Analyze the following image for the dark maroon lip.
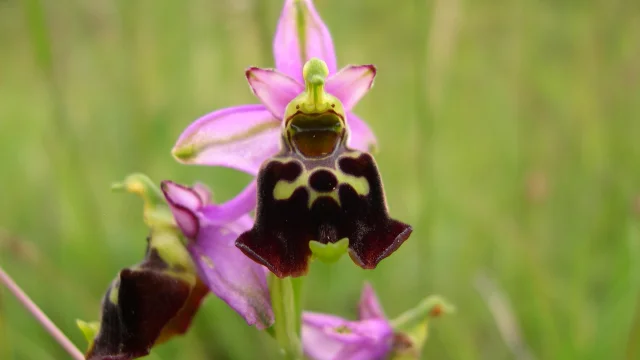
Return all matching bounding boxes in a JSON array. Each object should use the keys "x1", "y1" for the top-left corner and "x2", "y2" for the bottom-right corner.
[{"x1": 285, "y1": 109, "x2": 344, "y2": 123}]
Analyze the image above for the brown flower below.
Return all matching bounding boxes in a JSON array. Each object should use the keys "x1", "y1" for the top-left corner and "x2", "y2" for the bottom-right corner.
[{"x1": 85, "y1": 230, "x2": 208, "y2": 360}]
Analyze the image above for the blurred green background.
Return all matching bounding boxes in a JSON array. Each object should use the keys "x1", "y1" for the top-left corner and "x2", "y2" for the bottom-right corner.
[{"x1": 1, "y1": 0, "x2": 640, "y2": 359}]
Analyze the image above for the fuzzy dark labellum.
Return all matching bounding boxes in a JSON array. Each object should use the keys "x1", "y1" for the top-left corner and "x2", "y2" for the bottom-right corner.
[
  {"x1": 236, "y1": 139, "x2": 412, "y2": 277},
  {"x1": 86, "y1": 233, "x2": 207, "y2": 360}
]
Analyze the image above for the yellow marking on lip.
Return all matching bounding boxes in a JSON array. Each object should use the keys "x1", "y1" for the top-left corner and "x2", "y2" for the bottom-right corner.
[
  {"x1": 335, "y1": 171, "x2": 370, "y2": 197},
  {"x1": 272, "y1": 162, "x2": 370, "y2": 208},
  {"x1": 334, "y1": 152, "x2": 371, "y2": 196}
]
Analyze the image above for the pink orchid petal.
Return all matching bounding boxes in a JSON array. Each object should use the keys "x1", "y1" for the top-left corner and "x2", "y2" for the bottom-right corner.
[
  {"x1": 189, "y1": 216, "x2": 274, "y2": 330},
  {"x1": 164, "y1": 181, "x2": 203, "y2": 209},
  {"x1": 302, "y1": 312, "x2": 393, "y2": 360},
  {"x1": 173, "y1": 105, "x2": 281, "y2": 176},
  {"x1": 358, "y1": 283, "x2": 386, "y2": 320},
  {"x1": 200, "y1": 180, "x2": 258, "y2": 225},
  {"x1": 245, "y1": 68, "x2": 303, "y2": 119},
  {"x1": 326, "y1": 65, "x2": 377, "y2": 111},
  {"x1": 274, "y1": 0, "x2": 337, "y2": 82},
  {"x1": 162, "y1": 181, "x2": 201, "y2": 239},
  {"x1": 192, "y1": 182, "x2": 213, "y2": 205},
  {"x1": 346, "y1": 112, "x2": 378, "y2": 153},
  {"x1": 161, "y1": 181, "x2": 274, "y2": 329}
]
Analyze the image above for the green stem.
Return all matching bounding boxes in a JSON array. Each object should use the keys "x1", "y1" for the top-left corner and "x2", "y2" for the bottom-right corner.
[
  {"x1": 270, "y1": 275, "x2": 303, "y2": 360},
  {"x1": 627, "y1": 296, "x2": 640, "y2": 360}
]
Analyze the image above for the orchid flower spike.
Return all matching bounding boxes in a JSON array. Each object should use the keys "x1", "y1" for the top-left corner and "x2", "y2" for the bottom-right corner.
[{"x1": 236, "y1": 58, "x2": 412, "y2": 278}]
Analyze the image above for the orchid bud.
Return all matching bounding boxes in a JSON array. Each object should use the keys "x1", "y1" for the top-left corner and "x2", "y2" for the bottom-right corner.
[{"x1": 236, "y1": 59, "x2": 411, "y2": 278}]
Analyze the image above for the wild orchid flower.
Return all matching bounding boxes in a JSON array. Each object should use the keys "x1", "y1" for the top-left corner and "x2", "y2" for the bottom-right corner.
[
  {"x1": 303, "y1": 283, "x2": 454, "y2": 360},
  {"x1": 171, "y1": 0, "x2": 379, "y2": 246},
  {"x1": 161, "y1": 180, "x2": 274, "y2": 329},
  {"x1": 236, "y1": 58, "x2": 412, "y2": 277},
  {"x1": 171, "y1": 0, "x2": 411, "y2": 278}
]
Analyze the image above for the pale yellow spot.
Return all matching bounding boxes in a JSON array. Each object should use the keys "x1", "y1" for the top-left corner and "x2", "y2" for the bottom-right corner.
[
  {"x1": 200, "y1": 255, "x2": 215, "y2": 269},
  {"x1": 126, "y1": 181, "x2": 145, "y2": 196},
  {"x1": 334, "y1": 325, "x2": 352, "y2": 334},
  {"x1": 273, "y1": 173, "x2": 308, "y2": 200},
  {"x1": 333, "y1": 152, "x2": 372, "y2": 196},
  {"x1": 335, "y1": 171, "x2": 370, "y2": 197}
]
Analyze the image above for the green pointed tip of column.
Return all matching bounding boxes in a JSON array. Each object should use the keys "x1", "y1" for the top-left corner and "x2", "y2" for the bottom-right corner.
[
  {"x1": 284, "y1": 58, "x2": 346, "y2": 121},
  {"x1": 303, "y1": 58, "x2": 329, "y2": 86},
  {"x1": 309, "y1": 238, "x2": 349, "y2": 264},
  {"x1": 172, "y1": 145, "x2": 196, "y2": 162},
  {"x1": 76, "y1": 319, "x2": 99, "y2": 346},
  {"x1": 303, "y1": 58, "x2": 329, "y2": 105}
]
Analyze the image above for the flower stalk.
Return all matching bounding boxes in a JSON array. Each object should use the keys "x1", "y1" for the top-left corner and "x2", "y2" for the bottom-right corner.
[
  {"x1": 0, "y1": 266, "x2": 84, "y2": 360},
  {"x1": 270, "y1": 275, "x2": 303, "y2": 359}
]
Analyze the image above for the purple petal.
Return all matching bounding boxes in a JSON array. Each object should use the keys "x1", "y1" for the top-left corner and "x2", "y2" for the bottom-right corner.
[
  {"x1": 164, "y1": 181, "x2": 203, "y2": 209},
  {"x1": 200, "y1": 180, "x2": 258, "y2": 225},
  {"x1": 245, "y1": 68, "x2": 303, "y2": 119},
  {"x1": 192, "y1": 182, "x2": 212, "y2": 205},
  {"x1": 173, "y1": 105, "x2": 281, "y2": 176},
  {"x1": 161, "y1": 181, "x2": 274, "y2": 329},
  {"x1": 189, "y1": 217, "x2": 273, "y2": 329},
  {"x1": 326, "y1": 65, "x2": 376, "y2": 111},
  {"x1": 302, "y1": 313, "x2": 393, "y2": 360},
  {"x1": 346, "y1": 112, "x2": 377, "y2": 153},
  {"x1": 358, "y1": 283, "x2": 386, "y2": 320},
  {"x1": 162, "y1": 181, "x2": 201, "y2": 239},
  {"x1": 274, "y1": 0, "x2": 337, "y2": 82}
]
